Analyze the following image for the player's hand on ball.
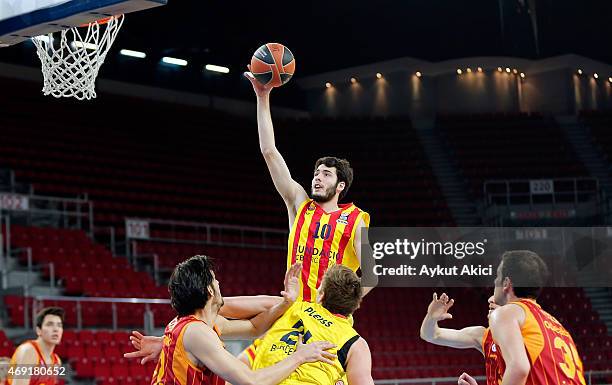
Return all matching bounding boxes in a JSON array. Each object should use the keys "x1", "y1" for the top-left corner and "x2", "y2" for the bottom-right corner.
[
  {"x1": 244, "y1": 66, "x2": 273, "y2": 97},
  {"x1": 295, "y1": 334, "x2": 337, "y2": 365},
  {"x1": 123, "y1": 331, "x2": 164, "y2": 365},
  {"x1": 458, "y1": 372, "x2": 478, "y2": 385},
  {"x1": 281, "y1": 262, "x2": 302, "y2": 303},
  {"x1": 426, "y1": 292, "x2": 454, "y2": 321}
]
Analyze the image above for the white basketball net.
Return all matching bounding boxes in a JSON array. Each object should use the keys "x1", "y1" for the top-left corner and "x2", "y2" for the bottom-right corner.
[{"x1": 31, "y1": 15, "x2": 124, "y2": 100}]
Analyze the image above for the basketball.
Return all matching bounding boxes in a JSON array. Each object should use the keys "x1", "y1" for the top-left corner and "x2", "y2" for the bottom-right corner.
[{"x1": 250, "y1": 43, "x2": 295, "y2": 87}]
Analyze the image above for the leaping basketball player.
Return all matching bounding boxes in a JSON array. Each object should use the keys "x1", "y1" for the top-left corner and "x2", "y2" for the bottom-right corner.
[{"x1": 240, "y1": 69, "x2": 377, "y2": 304}]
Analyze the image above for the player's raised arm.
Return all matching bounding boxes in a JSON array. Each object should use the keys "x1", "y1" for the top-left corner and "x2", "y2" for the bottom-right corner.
[
  {"x1": 184, "y1": 323, "x2": 336, "y2": 385},
  {"x1": 216, "y1": 263, "x2": 302, "y2": 339},
  {"x1": 244, "y1": 70, "x2": 308, "y2": 212},
  {"x1": 489, "y1": 305, "x2": 530, "y2": 385},
  {"x1": 345, "y1": 337, "x2": 375, "y2": 385},
  {"x1": 219, "y1": 296, "x2": 283, "y2": 320},
  {"x1": 420, "y1": 293, "x2": 486, "y2": 354}
]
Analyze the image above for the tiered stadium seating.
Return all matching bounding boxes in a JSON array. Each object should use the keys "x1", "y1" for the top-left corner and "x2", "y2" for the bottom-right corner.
[
  {"x1": 357, "y1": 287, "x2": 611, "y2": 379},
  {"x1": 437, "y1": 113, "x2": 588, "y2": 198},
  {"x1": 274, "y1": 117, "x2": 453, "y2": 226},
  {"x1": 135, "y1": 241, "x2": 287, "y2": 296},
  {"x1": 582, "y1": 110, "x2": 612, "y2": 166},
  {"x1": 54, "y1": 329, "x2": 157, "y2": 384},
  {"x1": 0, "y1": 78, "x2": 451, "y2": 231},
  {"x1": 3, "y1": 225, "x2": 175, "y2": 328},
  {"x1": 0, "y1": 330, "x2": 14, "y2": 357},
  {"x1": 0, "y1": 78, "x2": 608, "y2": 382}
]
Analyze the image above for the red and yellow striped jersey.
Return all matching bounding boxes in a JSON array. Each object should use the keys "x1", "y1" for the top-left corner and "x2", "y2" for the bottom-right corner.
[
  {"x1": 244, "y1": 338, "x2": 262, "y2": 367},
  {"x1": 8, "y1": 340, "x2": 61, "y2": 385},
  {"x1": 288, "y1": 199, "x2": 370, "y2": 302},
  {"x1": 494, "y1": 299, "x2": 586, "y2": 385},
  {"x1": 151, "y1": 316, "x2": 225, "y2": 385},
  {"x1": 482, "y1": 328, "x2": 503, "y2": 385}
]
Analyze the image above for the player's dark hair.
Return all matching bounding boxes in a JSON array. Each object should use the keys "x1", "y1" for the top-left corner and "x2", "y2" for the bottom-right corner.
[
  {"x1": 314, "y1": 157, "x2": 354, "y2": 200},
  {"x1": 320, "y1": 265, "x2": 362, "y2": 316},
  {"x1": 500, "y1": 250, "x2": 549, "y2": 299},
  {"x1": 169, "y1": 255, "x2": 216, "y2": 317},
  {"x1": 35, "y1": 307, "x2": 64, "y2": 329}
]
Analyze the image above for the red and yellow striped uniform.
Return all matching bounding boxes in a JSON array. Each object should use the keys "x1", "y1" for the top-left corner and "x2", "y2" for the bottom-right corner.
[
  {"x1": 8, "y1": 340, "x2": 61, "y2": 385},
  {"x1": 482, "y1": 328, "x2": 503, "y2": 385},
  {"x1": 288, "y1": 199, "x2": 370, "y2": 302},
  {"x1": 494, "y1": 299, "x2": 586, "y2": 385},
  {"x1": 244, "y1": 339, "x2": 261, "y2": 367},
  {"x1": 151, "y1": 315, "x2": 225, "y2": 385}
]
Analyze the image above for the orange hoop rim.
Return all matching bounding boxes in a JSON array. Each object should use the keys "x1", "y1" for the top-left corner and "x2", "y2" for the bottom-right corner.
[{"x1": 79, "y1": 14, "x2": 123, "y2": 28}]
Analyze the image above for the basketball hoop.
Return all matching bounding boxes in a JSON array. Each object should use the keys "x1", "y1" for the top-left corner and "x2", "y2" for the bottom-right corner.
[{"x1": 31, "y1": 15, "x2": 125, "y2": 100}]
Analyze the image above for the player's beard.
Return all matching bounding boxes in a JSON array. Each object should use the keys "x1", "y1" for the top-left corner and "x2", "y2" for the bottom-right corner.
[{"x1": 312, "y1": 184, "x2": 337, "y2": 203}]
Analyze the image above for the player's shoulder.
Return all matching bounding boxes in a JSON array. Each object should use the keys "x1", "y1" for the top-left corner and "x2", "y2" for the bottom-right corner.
[
  {"x1": 489, "y1": 303, "x2": 525, "y2": 326},
  {"x1": 351, "y1": 337, "x2": 370, "y2": 351},
  {"x1": 183, "y1": 320, "x2": 221, "y2": 350},
  {"x1": 184, "y1": 319, "x2": 216, "y2": 335},
  {"x1": 13, "y1": 341, "x2": 37, "y2": 362},
  {"x1": 345, "y1": 337, "x2": 371, "y2": 364}
]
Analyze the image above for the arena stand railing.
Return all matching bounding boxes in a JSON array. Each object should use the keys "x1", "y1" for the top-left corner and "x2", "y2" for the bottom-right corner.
[
  {"x1": 0, "y1": 192, "x2": 94, "y2": 291},
  {"x1": 124, "y1": 217, "x2": 287, "y2": 284},
  {"x1": 481, "y1": 177, "x2": 604, "y2": 226}
]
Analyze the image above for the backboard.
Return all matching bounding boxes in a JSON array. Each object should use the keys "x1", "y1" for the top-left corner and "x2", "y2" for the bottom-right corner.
[{"x1": 0, "y1": 0, "x2": 167, "y2": 47}]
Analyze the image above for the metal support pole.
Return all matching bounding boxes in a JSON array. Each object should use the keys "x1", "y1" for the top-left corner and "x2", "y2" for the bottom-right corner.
[
  {"x1": 23, "y1": 286, "x2": 29, "y2": 329},
  {"x1": 49, "y1": 263, "x2": 55, "y2": 289},
  {"x1": 112, "y1": 303, "x2": 118, "y2": 330},
  {"x1": 88, "y1": 202, "x2": 94, "y2": 238},
  {"x1": 6, "y1": 216, "x2": 11, "y2": 259},
  {"x1": 76, "y1": 301, "x2": 82, "y2": 330},
  {"x1": 144, "y1": 304, "x2": 153, "y2": 335},
  {"x1": 153, "y1": 254, "x2": 159, "y2": 286},
  {"x1": 110, "y1": 227, "x2": 116, "y2": 256}
]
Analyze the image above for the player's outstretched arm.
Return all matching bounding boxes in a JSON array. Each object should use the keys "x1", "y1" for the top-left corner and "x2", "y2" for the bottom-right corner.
[
  {"x1": 219, "y1": 296, "x2": 284, "y2": 320},
  {"x1": 216, "y1": 263, "x2": 302, "y2": 339},
  {"x1": 244, "y1": 70, "x2": 308, "y2": 212},
  {"x1": 124, "y1": 331, "x2": 163, "y2": 364},
  {"x1": 489, "y1": 305, "x2": 530, "y2": 385},
  {"x1": 420, "y1": 293, "x2": 486, "y2": 354},
  {"x1": 345, "y1": 337, "x2": 375, "y2": 385},
  {"x1": 185, "y1": 324, "x2": 336, "y2": 385}
]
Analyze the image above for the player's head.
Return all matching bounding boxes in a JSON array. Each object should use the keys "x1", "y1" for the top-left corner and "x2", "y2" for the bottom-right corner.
[
  {"x1": 35, "y1": 307, "x2": 64, "y2": 346},
  {"x1": 316, "y1": 265, "x2": 362, "y2": 317},
  {"x1": 312, "y1": 157, "x2": 354, "y2": 203},
  {"x1": 169, "y1": 255, "x2": 224, "y2": 317},
  {"x1": 487, "y1": 295, "x2": 499, "y2": 318},
  {"x1": 493, "y1": 250, "x2": 549, "y2": 306}
]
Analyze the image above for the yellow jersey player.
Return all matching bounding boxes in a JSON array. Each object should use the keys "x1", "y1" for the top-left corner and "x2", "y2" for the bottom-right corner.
[
  {"x1": 252, "y1": 265, "x2": 374, "y2": 385},
  {"x1": 125, "y1": 258, "x2": 336, "y2": 385},
  {"x1": 243, "y1": 70, "x2": 377, "y2": 301},
  {"x1": 128, "y1": 265, "x2": 373, "y2": 385}
]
